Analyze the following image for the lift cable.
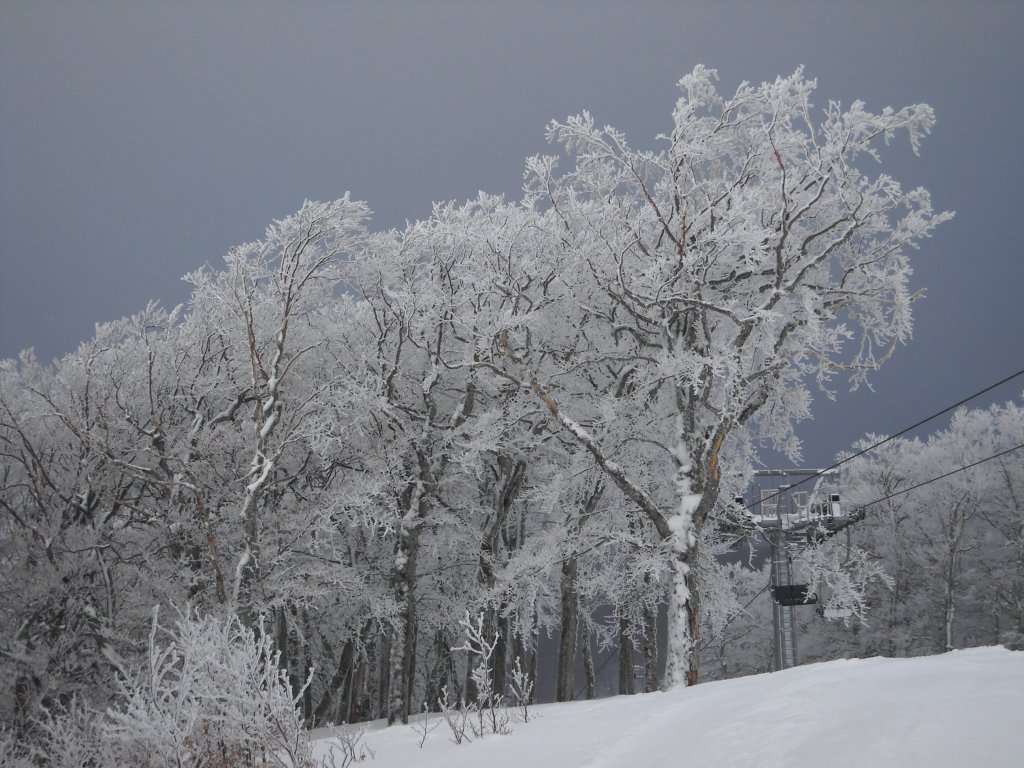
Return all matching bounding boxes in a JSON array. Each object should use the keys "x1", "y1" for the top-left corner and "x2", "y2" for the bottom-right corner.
[
  {"x1": 574, "y1": 373, "x2": 1024, "y2": 697},
  {"x1": 749, "y1": 365, "x2": 1024, "y2": 511},
  {"x1": 844, "y1": 441, "x2": 1024, "y2": 517},
  {"x1": 697, "y1": 580, "x2": 773, "y2": 655}
]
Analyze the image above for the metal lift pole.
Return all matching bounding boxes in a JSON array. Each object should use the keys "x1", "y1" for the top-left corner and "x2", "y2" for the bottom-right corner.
[
  {"x1": 770, "y1": 528, "x2": 798, "y2": 670},
  {"x1": 747, "y1": 468, "x2": 862, "y2": 672},
  {"x1": 753, "y1": 470, "x2": 822, "y2": 673}
]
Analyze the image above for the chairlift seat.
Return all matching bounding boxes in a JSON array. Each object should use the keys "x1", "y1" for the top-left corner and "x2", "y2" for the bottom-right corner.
[
  {"x1": 821, "y1": 606, "x2": 854, "y2": 620},
  {"x1": 771, "y1": 584, "x2": 817, "y2": 606}
]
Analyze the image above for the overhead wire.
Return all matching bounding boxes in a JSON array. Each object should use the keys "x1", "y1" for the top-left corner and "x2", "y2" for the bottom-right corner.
[
  {"x1": 845, "y1": 442, "x2": 1024, "y2": 516},
  {"x1": 576, "y1": 370, "x2": 1024, "y2": 699},
  {"x1": 749, "y1": 365, "x2": 1024, "y2": 510}
]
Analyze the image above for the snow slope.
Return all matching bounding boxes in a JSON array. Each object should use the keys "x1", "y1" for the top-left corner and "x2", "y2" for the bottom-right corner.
[{"x1": 311, "y1": 647, "x2": 1024, "y2": 768}]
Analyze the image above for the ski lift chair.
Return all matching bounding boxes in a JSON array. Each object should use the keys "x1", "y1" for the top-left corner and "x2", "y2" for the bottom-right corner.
[{"x1": 771, "y1": 584, "x2": 817, "y2": 606}]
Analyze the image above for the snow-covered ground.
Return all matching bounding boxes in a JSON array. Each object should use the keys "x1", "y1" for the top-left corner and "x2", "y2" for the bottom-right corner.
[{"x1": 312, "y1": 647, "x2": 1024, "y2": 768}]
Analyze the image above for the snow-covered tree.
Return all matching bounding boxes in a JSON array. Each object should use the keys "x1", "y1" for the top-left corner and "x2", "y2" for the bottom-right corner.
[
  {"x1": 433, "y1": 67, "x2": 950, "y2": 685},
  {"x1": 831, "y1": 399, "x2": 1024, "y2": 657},
  {"x1": 0, "y1": 67, "x2": 956, "y2": 744}
]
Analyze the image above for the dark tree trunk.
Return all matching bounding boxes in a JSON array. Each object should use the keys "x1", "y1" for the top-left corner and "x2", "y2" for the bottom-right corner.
[
  {"x1": 475, "y1": 454, "x2": 526, "y2": 698},
  {"x1": 313, "y1": 636, "x2": 356, "y2": 725},
  {"x1": 582, "y1": 623, "x2": 596, "y2": 700},
  {"x1": 376, "y1": 628, "x2": 391, "y2": 722},
  {"x1": 388, "y1": 531, "x2": 419, "y2": 725},
  {"x1": 555, "y1": 554, "x2": 578, "y2": 702},
  {"x1": 618, "y1": 612, "x2": 635, "y2": 695},
  {"x1": 493, "y1": 611, "x2": 509, "y2": 697},
  {"x1": 643, "y1": 598, "x2": 659, "y2": 693},
  {"x1": 424, "y1": 629, "x2": 460, "y2": 712},
  {"x1": 529, "y1": 606, "x2": 540, "y2": 704},
  {"x1": 556, "y1": 479, "x2": 604, "y2": 702}
]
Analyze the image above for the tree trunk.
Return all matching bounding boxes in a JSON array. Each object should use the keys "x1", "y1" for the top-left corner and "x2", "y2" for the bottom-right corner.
[
  {"x1": 661, "y1": 430, "x2": 715, "y2": 688},
  {"x1": 618, "y1": 612, "x2": 635, "y2": 695},
  {"x1": 555, "y1": 479, "x2": 605, "y2": 701},
  {"x1": 388, "y1": 532, "x2": 419, "y2": 725},
  {"x1": 944, "y1": 568, "x2": 957, "y2": 652},
  {"x1": 582, "y1": 623, "x2": 596, "y2": 700},
  {"x1": 555, "y1": 554, "x2": 578, "y2": 702},
  {"x1": 643, "y1": 593, "x2": 659, "y2": 692},
  {"x1": 664, "y1": 547, "x2": 699, "y2": 688},
  {"x1": 477, "y1": 454, "x2": 525, "y2": 697},
  {"x1": 529, "y1": 606, "x2": 540, "y2": 704},
  {"x1": 313, "y1": 636, "x2": 355, "y2": 725},
  {"x1": 276, "y1": 605, "x2": 290, "y2": 689},
  {"x1": 376, "y1": 627, "x2": 391, "y2": 722},
  {"x1": 493, "y1": 611, "x2": 509, "y2": 697},
  {"x1": 425, "y1": 629, "x2": 459, "y2": 713}
]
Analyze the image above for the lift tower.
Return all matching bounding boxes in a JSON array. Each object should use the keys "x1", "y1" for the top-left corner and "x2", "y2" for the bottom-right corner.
[{"x1": 747, "y1": 469, "x2": 863, "y2": 671}]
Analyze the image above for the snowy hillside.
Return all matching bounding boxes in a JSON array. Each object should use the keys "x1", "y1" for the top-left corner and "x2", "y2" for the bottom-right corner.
[{"x1": 312, "y1": 647, "x2": 1024, "y2": 768}]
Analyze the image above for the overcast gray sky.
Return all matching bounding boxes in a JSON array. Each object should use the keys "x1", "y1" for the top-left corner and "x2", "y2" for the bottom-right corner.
[{"x1": 2, "y1": 0, "x2": 1022, "y2": 466}]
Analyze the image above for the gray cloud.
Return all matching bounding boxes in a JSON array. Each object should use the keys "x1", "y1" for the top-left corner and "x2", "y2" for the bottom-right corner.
[{"x1": 2, "y1": 0, "x2": 1021, "y2": 463}]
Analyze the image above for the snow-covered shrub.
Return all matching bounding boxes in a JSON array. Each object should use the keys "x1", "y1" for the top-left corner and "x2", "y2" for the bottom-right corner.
[
  {"x1": 15, "y1": 608, "x2": 317, "y2": 768},
  {"x1": 0, "y1": 723, "x2": 32, "y2": 768},
  {"x1": 435, "y1": 611, "x2": 540, "y2": 745},
  {"x1": 452, "y1": 611, "x2": 510, "y2": 737},
  {"x1": 1000, "y1": 630, "x2": 1024, "y2": 652},
  {"x1": 103, "y1": 607, "x2": 314, "y2": 768},
  {"x1": 13, "y1": 697, "x2": 118, "y2": 768},
  {"x1": 508, "y1": 656, "x2": 534, "y2": 723},
  {"x1": 317, "y1": 723, "x2": 374, "y2": 767}
]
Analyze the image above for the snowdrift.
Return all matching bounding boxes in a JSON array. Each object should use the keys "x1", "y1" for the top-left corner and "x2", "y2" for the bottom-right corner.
[{"x1": 312, "y1": 647, "x2": 1024, "y2": 768}]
